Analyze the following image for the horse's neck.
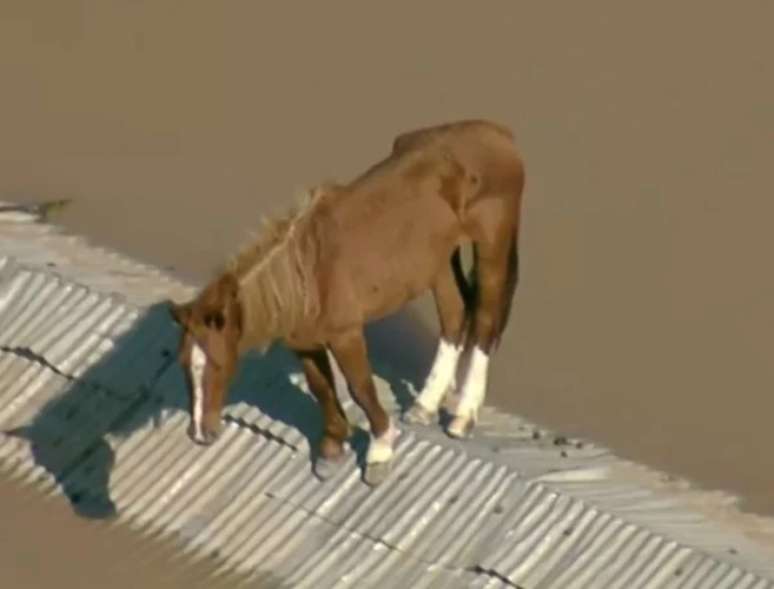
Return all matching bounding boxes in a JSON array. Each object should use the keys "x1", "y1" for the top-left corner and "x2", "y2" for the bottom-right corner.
[
  {"x1": 238, "y1": 284, "x2": 280, "y2": 349},
  {"x1": 238, "y1": 266, "x2": 304, "y2": 348},
  {"x1": 231, "y1": 202, "x2": 321, "y2": 348}
]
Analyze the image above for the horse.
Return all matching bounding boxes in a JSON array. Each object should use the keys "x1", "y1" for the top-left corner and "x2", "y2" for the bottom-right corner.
[{"x1": 167, "y1": 119, "x2": 525, "y2": 486}]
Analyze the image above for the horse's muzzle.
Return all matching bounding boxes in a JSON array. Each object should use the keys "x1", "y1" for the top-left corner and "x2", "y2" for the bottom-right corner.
[{"x1": 187, "y1": 420, "x2": 221, "y2": 446}]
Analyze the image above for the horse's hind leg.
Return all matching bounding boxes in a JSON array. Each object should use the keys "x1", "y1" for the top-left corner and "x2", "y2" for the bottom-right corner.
[
  {"x1": 298, "y1": 348, "x2": 352, "y2": 480},
  {"x1": 404, "y1": 249, "x2": 468, "y2": 425},
  {"x1": 448, "y1": 219, "x2": 519, "y2": 439},
  {"x1": 329, "y1": 329, "x2": 399, "y2": 487}
]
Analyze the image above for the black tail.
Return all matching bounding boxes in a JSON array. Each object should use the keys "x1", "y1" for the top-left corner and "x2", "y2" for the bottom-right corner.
[
  {"x1": 453, "y1": 227, "x2": 519, "y2": 350},
  {"x1": 451, "y1": 247, "x2": 474, "y2": 309},
  {"x1": 498, "y1": 228, "x2": 520, "y2": 340}
]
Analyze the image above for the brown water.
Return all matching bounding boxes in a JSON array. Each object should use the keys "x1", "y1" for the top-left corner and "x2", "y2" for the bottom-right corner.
[
  {"x1": 0, "y1": 475, "x2": 258, "y2": 588},
  {"x1": 1, "y1": 0, "x2": 772, "y2": 542}
]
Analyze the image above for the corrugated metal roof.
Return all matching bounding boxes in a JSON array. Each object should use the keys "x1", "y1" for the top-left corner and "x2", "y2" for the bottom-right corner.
[{"x1": 1, "y1": 212, "x2": 774, "y2": 588}]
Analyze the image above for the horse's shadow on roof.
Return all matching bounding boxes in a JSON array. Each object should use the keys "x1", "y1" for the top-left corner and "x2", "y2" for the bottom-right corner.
[{"x1": 5, "y1": 300, "x2": 433, "y2": 520}]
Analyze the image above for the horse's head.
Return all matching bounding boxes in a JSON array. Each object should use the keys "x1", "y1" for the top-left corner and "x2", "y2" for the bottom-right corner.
[{"x1": 168, "y1": 274, "x2": 243, "y2": 445}]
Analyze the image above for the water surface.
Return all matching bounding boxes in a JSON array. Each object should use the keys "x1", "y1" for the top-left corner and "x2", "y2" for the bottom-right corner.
[{"x1": 2, "y1": 1, "x2": 772, "y2": 515}]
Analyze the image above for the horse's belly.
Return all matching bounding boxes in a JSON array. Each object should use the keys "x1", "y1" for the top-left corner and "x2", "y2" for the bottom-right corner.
[
  {"x1": 355, "y1": 242, "x2": 449, "y2": 321},
  {"x1": 341, "y1": 191, "x2": 461, "y2": 321}
]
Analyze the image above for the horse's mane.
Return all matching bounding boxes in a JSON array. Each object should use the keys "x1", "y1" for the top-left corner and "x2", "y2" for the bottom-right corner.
[{"x1": 225, "y1": 184, "x2": 336, "y2": 344}]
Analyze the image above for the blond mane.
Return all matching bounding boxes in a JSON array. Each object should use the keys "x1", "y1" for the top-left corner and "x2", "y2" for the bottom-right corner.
[{"x1": 225, "y1": 184, "x2": 335, "y2": 344}]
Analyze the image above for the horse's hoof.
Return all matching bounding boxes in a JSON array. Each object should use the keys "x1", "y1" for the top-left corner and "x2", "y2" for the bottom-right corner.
[
  {"x1": 446, "y1": 416, "x2": 475, "y2": 439},
  {"x1": 314, "y1": 453, "x2": 348, "y2": 481},
  {"x1": 188, "y1": 421, "x2": 221, "y2": 446},
  {"x1": 403, "y1": 403, "x2": 435, "y2": 426},
  {"x1": 364, "y1": 461, "x2": 392, "y2": 487}
]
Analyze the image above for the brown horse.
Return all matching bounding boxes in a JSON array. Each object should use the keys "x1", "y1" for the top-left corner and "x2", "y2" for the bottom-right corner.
[{"x1": 168, "y1": 119, "x2": 525, "y2": 486}]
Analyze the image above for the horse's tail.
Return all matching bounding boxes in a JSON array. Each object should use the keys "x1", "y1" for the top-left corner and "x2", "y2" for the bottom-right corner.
[
  {"x1": 497, "y1": 158, "x2": 525, "y2": 344},
  {"x1": 460, "y1": 221, "x2": 519, "y2": 349},
  {"x1": 498, "y1": 224, "x2": 520, "y2": 342},
  {"x1": 451, "y1": 247, "x2": 473, "y2": 308}
]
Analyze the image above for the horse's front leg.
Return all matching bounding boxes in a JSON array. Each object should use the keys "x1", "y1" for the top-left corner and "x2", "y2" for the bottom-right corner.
[
  {"x1": 297, "y1": 348, "x2": 352, "y2": 480},
  {"x1": 329, "y1": 329, "x2": 400, "y2": 487}
]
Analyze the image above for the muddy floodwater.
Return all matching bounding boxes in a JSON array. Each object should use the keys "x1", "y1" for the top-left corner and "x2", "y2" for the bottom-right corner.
[
  {"x1": 0, "y1": 475, "x2": 259, "y2": 588},
  {"x1": 1, "y1": 6, "x2": 773, "y2": 581}
]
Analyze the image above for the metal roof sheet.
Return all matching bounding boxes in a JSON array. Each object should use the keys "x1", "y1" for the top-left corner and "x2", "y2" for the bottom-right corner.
[{"x1": 1, "y1": 211, "x2": 773, "y2": 588}]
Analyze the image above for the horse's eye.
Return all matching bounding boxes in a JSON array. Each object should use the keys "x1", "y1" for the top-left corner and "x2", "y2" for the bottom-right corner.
[{"x1": 205, "y1": 311, "x2": 225, "y2": 331}]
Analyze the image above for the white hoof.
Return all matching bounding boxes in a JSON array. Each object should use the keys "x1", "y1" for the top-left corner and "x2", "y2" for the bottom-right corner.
[
  {"x1": 314, "y1": 452, "x2": 348, "y2": 481},
  {"x1": 403, "y1": 402, "x2": 435, "y2": 425},
  {"x1": 366, "y1": 421, "x2": 400, "y2": 462},
  {"x1": 364, "y1": 460, "x2": 392, "y2": 487},
  {"x1": 447, "y1": 415, "x2": 475, "y2": 439},
  {"x1": 364, "y1": 421, "x2": 400, "y2": 486}
]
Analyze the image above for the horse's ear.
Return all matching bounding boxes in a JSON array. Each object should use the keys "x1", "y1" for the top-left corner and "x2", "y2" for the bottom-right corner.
[{"x1": 168, "y1": 300, "x2": 192, "y2": 327}]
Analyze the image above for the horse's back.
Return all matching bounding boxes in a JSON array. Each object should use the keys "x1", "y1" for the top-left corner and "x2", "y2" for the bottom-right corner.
[
  {"x1": 329, "y1": 119, "x2": 523, "y2": 255},
  {"x1": 392, "y1": 119, "x2": 523, "y2": 199},
  {"x1": 391, "y1": 119, "x2": 515, "y2": 154}
]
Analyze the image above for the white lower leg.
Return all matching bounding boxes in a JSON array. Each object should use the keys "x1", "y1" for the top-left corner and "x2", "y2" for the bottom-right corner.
[
  {"x1": 366, "y1": 419, "x2": 400, "y2": 464},
  {"x1": 414, "y1": 340, "x2": 462, "y2": 412},
  {"x1": 454, "y1": 346, "x2": 490, "y2": 421},
  {"x1": 189, "y1": 343, "x2": 207, "y2": 442}
]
